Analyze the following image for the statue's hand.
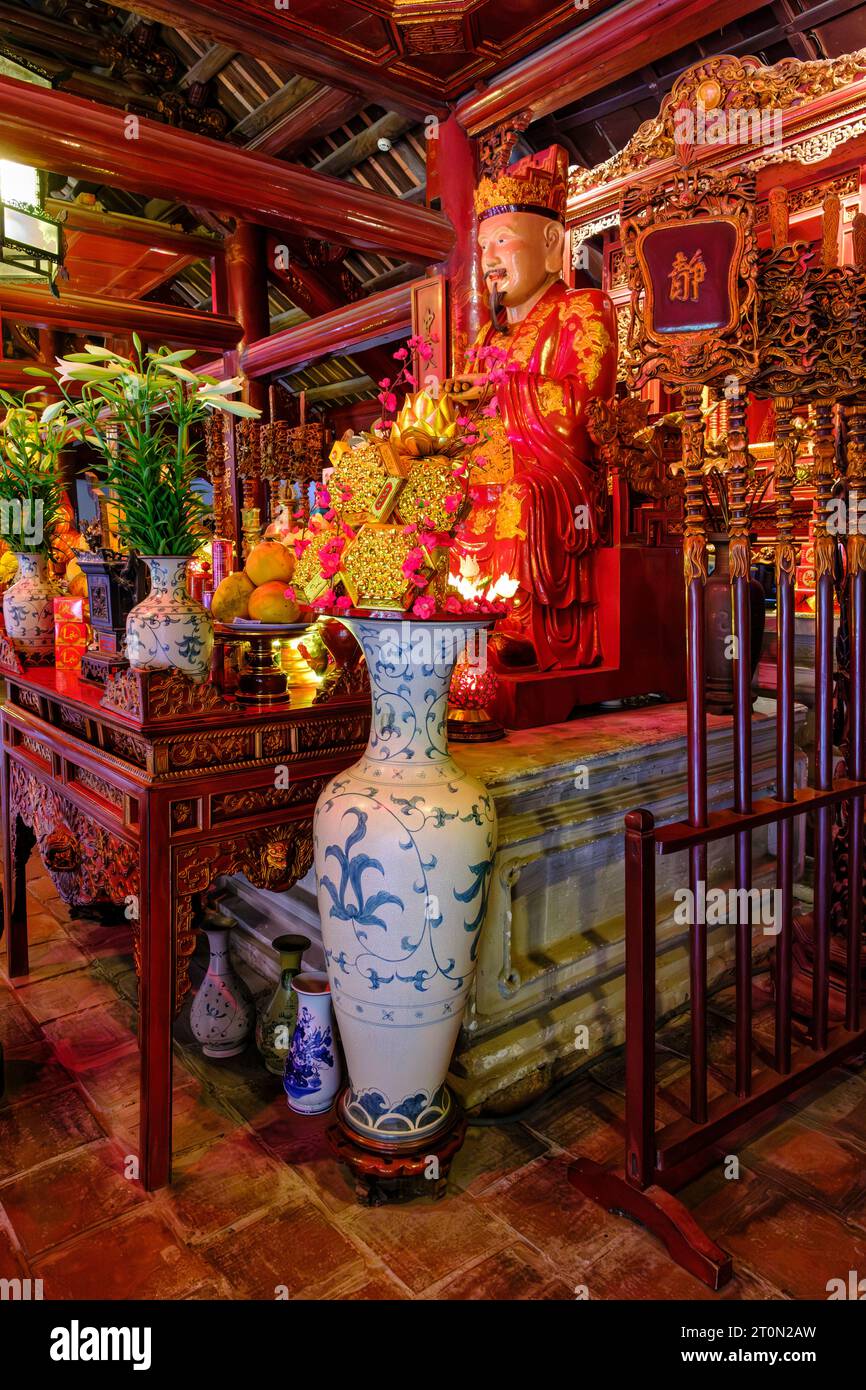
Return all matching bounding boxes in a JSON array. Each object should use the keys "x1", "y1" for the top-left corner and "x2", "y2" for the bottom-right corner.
[{"x1": 443, "y1": 373, "x2": 491, "y2": 402}]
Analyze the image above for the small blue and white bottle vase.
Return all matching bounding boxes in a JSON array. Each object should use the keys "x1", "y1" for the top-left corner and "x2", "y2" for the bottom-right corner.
[
  {"x1": 189, "y1": 912, "x2": 254, "y2": 1058},
  {"x1": 284, "y1": 971, "x2": 341, "y2": 1115}
]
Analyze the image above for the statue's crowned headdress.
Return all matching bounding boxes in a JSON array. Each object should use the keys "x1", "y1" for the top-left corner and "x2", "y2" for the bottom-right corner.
[{"x1": 474, "y1": 144, "x2": 568, "y2": 224}]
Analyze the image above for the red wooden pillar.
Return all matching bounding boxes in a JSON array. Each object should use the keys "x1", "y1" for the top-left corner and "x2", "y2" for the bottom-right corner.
[
  {"x1": 430, "y1": 115, "x2": 483, "y2": 373},
  {"x1": 221, "y1": 222, "x2": 271, "y2": 543}
]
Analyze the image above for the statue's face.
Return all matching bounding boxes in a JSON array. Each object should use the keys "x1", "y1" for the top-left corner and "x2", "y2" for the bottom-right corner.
[{"x1": 478, "y1": 210, "x2": 563, "y2": 307}]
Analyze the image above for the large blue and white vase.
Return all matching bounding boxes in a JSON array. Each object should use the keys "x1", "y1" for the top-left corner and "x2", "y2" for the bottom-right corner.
[
  {"x1": 126, "y1": 555, "x2": 213, "y2": 683},
  {"x1": 313, "y1": 617, "x2": 497, "y2": 1149},
  {"x1": 3, "y1": 552, "x2": 61, "y2": 664},
  {"x1": 285, "y1": 971, "x2": 341, "y2": 1114}
]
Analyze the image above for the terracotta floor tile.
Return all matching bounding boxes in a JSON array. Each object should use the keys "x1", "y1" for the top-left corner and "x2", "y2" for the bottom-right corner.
[
  {"x1": 13, "y1": 969, "x2": 121, "y2": 1024},
  {"x1": 324, "y1": 1269, "x2": 408, "y2": 1299},
  {"x1": 0, "y1": 1222, "x2": 31, "y2": 1281},
  {"x1": 14, "y1": 911, "x2": 67, "y2": 945},
  {"x1": 75, "y1": 1047, "x2": 142, "y2": 1113},
  {"x1": 447, "y1": 1120, "x2": 547, "y2": 1197},
  {"x1": 679, "y1": 1155, "x2": 781, "y2": 1238},
  {"x1": 241, "y1": 1097, "x2": 358, "y2": 1214},
  {"x1": 160, "y1": 1130, "x2": 307, "y2": 1241},
  {"x1": 8, "y1": 936, "x2": 90, "y2": 985},
  {"x1": 33, "y1": 1210, "x2": 214, "y2": 1300},
  {"x1": 580, "y1": 1223, "x2": 777, "y2": 1301},
  {"x1": 204, "y1": 1202, "x2": 366, "y2": 1299},
  {"x1": 0, "y1": 1088, "x2": 105, "y2": 1180},
  {"x1": 782, "y1": 1065, "x2": 866, "y2": 1145},
  {"x1": 740, "y1": 1116, "x2": 866, "y2": 1211},
  {"x1": 0, "y1": 1141, "x2": 145, "y2": 1258},
  {"x1": 587, "y1": 1043, "x2": 728, "y2": 1119},
  {"x1": 26, "y1": 873, "x2": 62, "y2": 901},
  {"x1": 431, "y1": 1242, "x2": 574, "y2": 1300},
  {"x1": 345, "y1": 1191, "x2": 511, "y2": 1295},
  {"x1": 41, "y1": 998, "x2": 138, "y2": 1070},
  {"x1": 479, "y1": 1152, "x2": 628, "y2": 1282},
  {"x1": 0, "y1": 988, "x2": 43, "y2": 1049},
  {"x1": 523, "y1": 1078, "x2": 627, "y2": 1165},
  {"x1": 0, "y1": 1041, "x2": 74, "y2": 1110},
  {"x1": 174, "y1": 1039, "x2": 276, "y2": 1095},
  {"x1": 112, "y1": 1080, "x2": 235, "y2": 1158},
  {"x1": 181, "y1": 1279, "x2": 234, "y2": 1299},
  {"x1": 42, "y1": 897, "x2": 73, "y2": 925},
  {"x1": 722, "y1": 1189, "x2": 866, "y2": 1298},
  {"x1": 64, "y1": 918, "x2": 133, "y2": 958}
]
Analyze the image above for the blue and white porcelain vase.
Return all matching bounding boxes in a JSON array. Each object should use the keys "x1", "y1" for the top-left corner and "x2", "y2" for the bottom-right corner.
[
  {"x1": 126, "y1": 555, "x2": 213, "y2": 683},
  {"x1": 313, "y1": 617, "x2": 497, "y2": 1148},
  {"x1": 189, "y1": 913, "x2": 254, "y2": 1058},
  {"x1": 285, "y1": 971, "x2": 341, "y2": 1114},
  {"x1": 3, "y1": 552, "x2": 61, "y2": 663}
]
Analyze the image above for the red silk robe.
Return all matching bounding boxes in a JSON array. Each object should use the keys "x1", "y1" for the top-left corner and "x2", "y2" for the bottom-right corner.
[{"x1": 457, "y1": 281, "x2": 617, "y2": 670}]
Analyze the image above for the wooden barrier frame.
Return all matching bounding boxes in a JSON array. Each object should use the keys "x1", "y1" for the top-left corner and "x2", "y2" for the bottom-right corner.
[{"x1": 568, "y1": 182, "x2": 866, "y2": 1289}]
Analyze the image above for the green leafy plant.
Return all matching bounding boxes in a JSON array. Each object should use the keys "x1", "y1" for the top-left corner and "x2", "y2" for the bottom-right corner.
[
  {"x1": 28, "y1": 337, "x2": 260, "y2": 557},
  {"x1": 0, "y1": 389, "x2": 80, "y2": 555}
]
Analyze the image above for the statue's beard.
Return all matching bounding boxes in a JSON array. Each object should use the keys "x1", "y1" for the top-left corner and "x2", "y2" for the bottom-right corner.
[{"x1": 489, "y1": 285, "x2": 509, "y2": 334}]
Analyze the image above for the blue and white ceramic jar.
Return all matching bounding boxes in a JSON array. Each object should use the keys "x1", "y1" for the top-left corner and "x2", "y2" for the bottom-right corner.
[
  {"x1": 313, "y1": 617, "x2": 497, "y2": 1148},
  {"x1": 3, "y1": 552, "x2": 61, "y2": 663},
  {"x1": 285, "y1": 971, "x2": 341, "y2": 1114},
  {"x1": 126, "y1": 555, "x2": 213, "y2": 683}
]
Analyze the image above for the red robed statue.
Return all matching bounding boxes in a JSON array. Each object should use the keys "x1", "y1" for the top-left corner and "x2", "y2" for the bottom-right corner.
[{"x1": 448, "y1": 145, "x2": 617, "y2": 671}]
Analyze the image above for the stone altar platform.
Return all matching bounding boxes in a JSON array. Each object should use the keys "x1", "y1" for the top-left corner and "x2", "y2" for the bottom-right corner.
[{"x1": 223, "y1": 697, "x2": 806, "y2": 1114}]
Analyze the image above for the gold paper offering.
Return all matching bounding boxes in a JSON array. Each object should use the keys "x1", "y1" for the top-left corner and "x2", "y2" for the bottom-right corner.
[
  {"x1": 294, "y1": 529, "x2": 338, "y2": 602},
  {"x1": 338, "y1": 524, "x2": 431, "y2": 610},
  {"x1": 395, "y1": 454, "x2": 467, "y2": 533},
  {"x1": 329, "y1": 438, "x2": 408, "y2": 526}
]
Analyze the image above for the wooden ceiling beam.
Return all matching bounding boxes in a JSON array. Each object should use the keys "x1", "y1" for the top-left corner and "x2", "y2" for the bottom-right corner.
[
  {"x1": 233, "y1": 76, "x2": 320, "y2": 140},
  {"x1": 242, "y1": 281, "x2": 416, "y2": 378},
  {"x1": 0, "y1": 77, "x2": 453, "y2": 262},
  {"x1": 44, "y1": 201, "x2": 222, "y2": 261},
  {"x1": 0, "y1": 284, "x2": 241, "y2": 350},
  {"x1": 455, "y1": 0, "x2": 770, "y2": 134},
  {"x1": 304, "y1": 374, "x2": 375, "y2": 403},
  {"x1": 265, "y1": 241, "x2": 400, "y2": 382},
  {"x1": 556, "y1": 0, "x2": 861, "y2": 136},
  {"x1": 246, "y1": 88, "x2": 365, "y2": 158},
  {"x1": 313, "y1": 112, "x2": 416, "y2": 178},
  {"x1": 100, "y1": 0, "x2": 446, "y2": 117},
  {"x1": 180, "y1": 42, "x2": 238, "y2": 86}
]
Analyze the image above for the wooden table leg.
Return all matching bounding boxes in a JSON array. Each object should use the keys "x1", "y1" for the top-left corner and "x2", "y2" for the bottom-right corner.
[
  {"x1": 1, "y1": 743, "x2": 32, "y2": 979},
  {"x1": 138, "y1": 794, "x2": 174, "y2": 1190}
]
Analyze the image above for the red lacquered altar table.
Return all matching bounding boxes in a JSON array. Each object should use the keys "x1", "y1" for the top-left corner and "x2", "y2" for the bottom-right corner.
[{"x1": 0, "y1": 657, "x2": 368, "y2": 1189}]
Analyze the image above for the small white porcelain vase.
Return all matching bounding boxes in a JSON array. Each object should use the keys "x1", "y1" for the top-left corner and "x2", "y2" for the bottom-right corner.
[
  {"x1": 189, "y1": 916, "x2": 254, "y2": 1058},
  {"x1": 284, "y1": 971, "x2": 341, "y2": 1114},
  {"x1": 3, "y1": 552, "x2": 61, "y2": 663},
  {"x1": 126, "y1": 555, "x2": 213, "y2": 683}
]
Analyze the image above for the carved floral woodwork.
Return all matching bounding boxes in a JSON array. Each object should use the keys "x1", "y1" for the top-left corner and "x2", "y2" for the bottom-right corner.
[
  {"x1": 9, "y1": 761, "x2": 139, "y2": 909},
  {"x1": 569, "y1": 50, "x2": 866, "y2": 199},
  {"x1": 622, "y1": 167, "x2": 759, "y2": 588},
  {"x1": 621, "y1": 170, "x2": 759, "y2": 389},
  {"x1": 477, "y1": 111, "x2": 533, "y2": 179},
  {"x1": 585, "y1": 396, "x2": 683, "y2": 505},
  {"x1": 173, "y1": 821, "x2": 314, "y2": 1010},
  {"x1": 102, "y1": 666, "x2": 237, "y2": 721}
]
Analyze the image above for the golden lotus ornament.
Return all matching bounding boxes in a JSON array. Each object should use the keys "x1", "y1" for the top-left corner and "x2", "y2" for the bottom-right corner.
[{"x1": 390, "y1": 390, "x2": 463, "y2": 459}]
